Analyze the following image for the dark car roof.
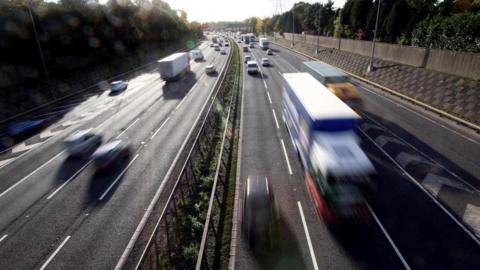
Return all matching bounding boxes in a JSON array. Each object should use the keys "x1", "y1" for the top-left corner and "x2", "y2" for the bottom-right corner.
[{"x1": 246, "y1": 176, "x2": 270, "y2": 206}]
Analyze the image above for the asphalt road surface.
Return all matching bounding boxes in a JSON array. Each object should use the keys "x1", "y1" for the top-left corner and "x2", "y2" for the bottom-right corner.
[
  {"x1": 234, "y1": 42, "x2": 480, "y2": 270},
  {"x1": 0, "y1": 40, "x2": 231, "y2": 269}
]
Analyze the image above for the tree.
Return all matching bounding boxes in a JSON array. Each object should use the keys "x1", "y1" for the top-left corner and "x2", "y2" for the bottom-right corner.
[{"x1": 381, "y1": 0, "x2": 410, "y2": 42}]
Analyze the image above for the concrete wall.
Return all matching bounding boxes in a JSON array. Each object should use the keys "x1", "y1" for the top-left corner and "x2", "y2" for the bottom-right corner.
[
  {"x1": 278, "y1": 32, "x2": 480, "y2": 80},
  {"x1": 426, "y1": 49, "x2": 480, "y2": 80}
]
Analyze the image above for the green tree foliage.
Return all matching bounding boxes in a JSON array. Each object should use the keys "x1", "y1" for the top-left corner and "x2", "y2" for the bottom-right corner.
[
  {"x1": 0, "y1": 0, "x2": 202, "y2": 73},
  {"x1": 411, "y1": 13, "x2": 480, "y2": 52},
  {"x1": 381, "y1": 0, "x2": 410, "y2": 42}
]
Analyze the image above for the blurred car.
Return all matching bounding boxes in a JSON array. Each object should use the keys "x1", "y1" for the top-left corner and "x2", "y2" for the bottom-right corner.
[
  {"x1": 244, "y1": 55, "x2": 251, "y2": 63},
  {"x1": 64, "y1": 129, "x2": 102, "y2": 157},
  {"x1": 220, "y1": 48, "x2": 227, "y2": 55},
  {"x1": 110, "y1": 81, "x2": 128, "y2": 93},
  {"x1": 243, "y1": 45, "x2": 249, "y2": 52},
  {"x1": 91, "y1": 140, "x2": 131, "y2": 171},
  {"x1": 6, "y1": 119, "x2": 45, "y2": 138},
  {"x1": 249, "y1": 43, "x2": 254, "y2": 48},
  {"x1": 242, "y1": 176, "x2": 278, "y2": 250},
  {"x1": 214, "y1": 44, "x2": 220, "y2": 51},
  {"x1": 205, "y1": 64, "x2": 216, "y2": 75},
  {"x1": 224, "y1": 42, "x2": 229, "y2": 47},
  {"x1": 261, "y1": 58, "x2": 270, "y2": 66},
  {"x1": 210, "y1": 43, "x2": 215, "y2": 47},
  {"x1": 267, "y1": 49, "x2": 273, "y2": 55}
]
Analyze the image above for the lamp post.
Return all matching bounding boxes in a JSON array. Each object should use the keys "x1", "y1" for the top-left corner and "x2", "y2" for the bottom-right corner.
[
  {"x1": 291, "y1": 11, "x2": 295, "y2": 47},
  {"x1": 27, "y1": 2, "x2": 55, "y2": 99},
  {"x1": 367, "y1": 0, "x2": 382, "y2": 73}
]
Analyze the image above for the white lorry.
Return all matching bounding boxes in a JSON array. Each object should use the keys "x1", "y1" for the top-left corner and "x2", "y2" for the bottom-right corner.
[
  {"x1": 158, "y1": 52, "x2": 190, "y2": 82},
  {"x1": 259, "y1": 38, "x2": 269, "y2": 50}
]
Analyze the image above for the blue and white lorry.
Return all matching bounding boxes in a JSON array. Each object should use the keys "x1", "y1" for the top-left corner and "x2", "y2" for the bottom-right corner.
[{"x1": 282, "y1": 72, "x2": 376, "y2": 224}]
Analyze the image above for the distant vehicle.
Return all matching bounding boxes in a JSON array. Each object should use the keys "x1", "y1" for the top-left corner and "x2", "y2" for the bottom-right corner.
[
  {"x1": 267, "y1": 49, "x2": 273, "y2": 55},
  {"x1": 64, "y1": 129, "x2": 102, "y2": 157},
  {"x1": 212, "y1": 36, "x2": 218, "y2": 44},
  {"x1": 158, "y1": 52, "x2": 190, "y2": 82},
  {"x1": 244, "y1": 55, "x2": 251, "y2": 63},
  {"x1": 259, "y1": 38, "x2": 269, "y2": 50},
  {"x1": 220, "y1": 48, "x2": 227, "y2": 55},
  {"x1": 242, "y1": 176, "x2": 278, "y2": 250},
  {"x1": 282, "y1": 73, "x2": 375, "y2": 224},
  {"x1": 261, "y1": 58, "x2": 270, "y2": 66},
  {"x1": 246, "y1": 61, "x2": 258, "y2": 75},
  {"x1": 190, "y1": 49, "x2": 204, "y2": 61},
  {"x1": 214, "y1": 44, "x2": 220, "y2": 51},
  {"x1": 241, "y1": 33, "x2": 255, "y2": 44},
  {"x1": 210, "y1": 43, "x2": 215, "y2": 47},
  {"x1": 249, "y1": 43, "x2": 254, "y2": 48},
  {"x1": 110, "y1": 81, "x2": 128, "y2": 93},
  {"x1": 243, "y1": 45, "x2": 249, "y2": 52},
  {"x1": 303, "y1": 61, "x2": 362, "y2": 114},
  {"x1": 6, "y1": 119, "x2": 45, "y2": 138},
  {"x1": 224, "y1": 42, "x2": 229, "y2": 47},
  {"x1": 91, "y1": 140, "x2": 131, "y2": 171},
  {"x1": 205, "y1": 64, "x2": 216, "y2": 75},
  {"x1": 237, "y1": 40, "x2": 242, "y2": 43}
]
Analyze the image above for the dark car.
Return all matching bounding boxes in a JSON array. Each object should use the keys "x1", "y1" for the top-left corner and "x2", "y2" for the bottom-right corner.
[
  {"x1": 6, "y1": 119, "x2": 45, "y2": 138},
  {"x1": 242, "y1": 176, "x2": 278, "y2": 250},
  {"x1": 91, "y1": 140, "x2": 131, "y2": 171}
]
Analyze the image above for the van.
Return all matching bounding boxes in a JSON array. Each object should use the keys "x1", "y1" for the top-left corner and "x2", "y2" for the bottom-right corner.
[
  {"x1": 190, "y1": 49, "x2": 204, "y2": 61},
  {"x1": 247, "y1": 61, "x2": 258, "y2": 75}
]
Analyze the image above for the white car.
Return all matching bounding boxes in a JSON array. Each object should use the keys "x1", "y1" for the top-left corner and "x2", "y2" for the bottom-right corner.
[
  {"x1": 246, "y1": 61, "x2": 258, "y2": 75},
  {"x1": 220, "y1": 48, "x2": 227, "y2": 55},
  {"x1": 261, "y1": 58, "x2": 270, "y2": 66},
  {"x1": 244, "y1": 55, "x2": 251, "y2": 63},
  {"x1": 214, "y1": 44, "x2": 220, "y2": 51},
  {"x1": 110, "y1": 81, "x2": 128, "y2": 93},
  {"x1": 205, "y1": 64, "x2": 216, "y2": 75},
  {"x1": 64, "y1": 129, "x2": 102, "y2": 157}
]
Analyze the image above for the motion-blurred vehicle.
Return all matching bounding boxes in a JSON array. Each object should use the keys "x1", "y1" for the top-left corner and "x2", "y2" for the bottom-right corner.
[
  {"x1": 244, "y1": 55, "x2": 251, "y2": 63},
  {"x1": 220, "y1": 48, "x2": 227, "y2": 55},
  {"x1": 303, "y1": 61, "x2": 362, "y2": 115},
  {"x1": 190, "y1": 49, "x2": 204, "y2": 61},
  {"x1": 110, "y1": 81, "x2": 128, "y2": 93},
  {"x1": 249, "y1": 43, "x2": 254, "y2": 48},
  {"x1": 243, "y1": 45, "x2": 249, "y2": 52},
  {"x1": 282, "y1": 73, "x2": 375, "y2": 225},
  {"x1": 91, "y1": 140, "x2": 131, "y2": 171},
  {"x1": 64, "y1": 129, "x2": 102, "y2": 157},
  {"x1": 261, "y1": 58, "x2": 270, "y2": 66},
  {"x1": 214, "y1": 44, "x2": 220, "y2": 51},
  {"x1": 224, "y1": 42, "x2": 229, "y2": 47},
  {"x1": 246, "y1": 61, "x2": 258, "y2": 75},
  {"x1": 6, "y1": 119, "x2": 45, "y2": 138},
  {"x1": 242, "y1": 176, "x2": 278, "y2": 250},
  {"x1": 210, "y1": 43, "x2": 215, "y2": 47},
  {"x1": 267, "y1": 49, "x2": 273, "y2": 55},
  {"x1": 158, "y1": 52, "x2": 190, "y2": 82},
  {"x1": 205, "y1": 64, "x2": 216, "y2": 75}
]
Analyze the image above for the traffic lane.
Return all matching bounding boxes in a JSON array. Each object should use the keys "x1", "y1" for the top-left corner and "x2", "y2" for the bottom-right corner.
[
  {"x1": 264, "y1": 45, "x2": 480, "y2": 268},
  {"x1": 358, "y1": 130, "x2": 480, "y2": 269},
  {"x1": 249, "y1": 47, "x2": 407, "y2": 270},
  {"x1": 236, "y1": 59, "x2": 311, "y2": 270},
  {"x1": 1, "y1": 47, "x2": 229, "y2": 268},
  {"x1": 42, "y1": 46, "x2": 231, "y2": 270},
  {"x1": 268, "y1": 43, "x2": 480, "y2": 183},
  {"x1": 0, "y1": 44, "x2": 219, "y2": 218}
]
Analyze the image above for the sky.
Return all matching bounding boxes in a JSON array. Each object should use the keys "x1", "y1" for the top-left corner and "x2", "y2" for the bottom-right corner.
[{"x1": 163, "y1": 0, "x2": 346, "y2": 23}]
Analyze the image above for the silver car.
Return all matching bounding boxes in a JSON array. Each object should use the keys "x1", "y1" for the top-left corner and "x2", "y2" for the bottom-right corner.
[
  {"x1": 64, "y1": 129, "x2": 102, "y2": 157},
  {"x1": 91, "y1": 140, "x2": 131, "y2": 171},
  {"x1": 110, "y1": 81, "x2": 128, "y2": 93}
]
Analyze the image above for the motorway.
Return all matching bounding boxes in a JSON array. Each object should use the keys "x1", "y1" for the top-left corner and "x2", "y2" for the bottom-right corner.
[
  {"x1": 234, "y1": 42, "x2": 480, "y2": 270},
  {"x1": 0, "y1": 40, "x2": 231, "y2": 269}
]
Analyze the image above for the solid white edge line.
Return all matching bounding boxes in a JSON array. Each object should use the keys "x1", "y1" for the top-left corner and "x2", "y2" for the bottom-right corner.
[
  {"x1": 358, "y1": 85, "x2": 479, "y2": 145},
  {"x1": 297, "y1": 201, "x2": 319, "y2": 270},
  {"x1": 272, "y1": 109, "x2": 280, "y2": 129},
  {"x1": 266, "y1": 91, "x2": 272, "y2": 104},
  {"x1": 47, "y1": 160, "x2": 93, "y2": 200},
  {"x1": 39, "y1": 235, "x2": 71, "y2": 270},
  {"x1": 0, "y1": 234, "x2": 7, "y2": 242},
  {"x1": 0, "y1": 151, "x2": 64, "y2": 199},
  {"x1": 280, "y1": 139, "x2": 293, "y2": 175},
  {"x1": 367, "y1": 204, "x2": 411, "y2": 270},
  {"x1": 150, "y1": 117, "x2": 170, "y2": 140},
  {"x1": 116, "y1": 118, "x2": 140, "y2": 139},
  {"x1": 263, "y1": 80, "x2": 268, "y2": 89},
  {"x1": 98, "y1": 154, "x2": 139, "y2": 201},
  {"x1": 359, "y1": 129, "x2": 480, "y2": 246}
]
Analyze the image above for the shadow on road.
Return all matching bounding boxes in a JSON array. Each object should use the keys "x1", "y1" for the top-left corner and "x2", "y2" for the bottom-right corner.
[{"x1": 162, "y1": 70, "x2": 197, "y2": 100}]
